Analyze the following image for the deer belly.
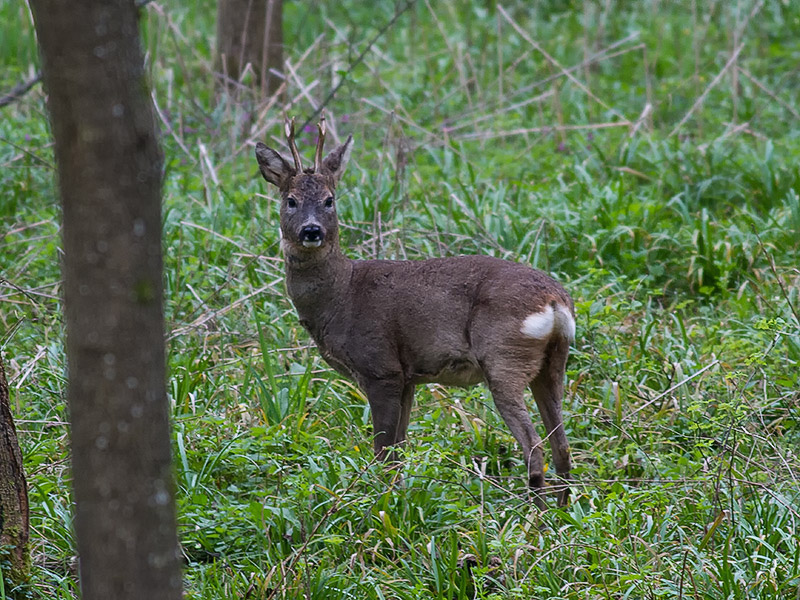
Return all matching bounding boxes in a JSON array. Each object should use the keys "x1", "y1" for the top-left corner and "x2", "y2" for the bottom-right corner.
[{"x1": 410, "y1": 357, "x2": 484, "y2": 386}]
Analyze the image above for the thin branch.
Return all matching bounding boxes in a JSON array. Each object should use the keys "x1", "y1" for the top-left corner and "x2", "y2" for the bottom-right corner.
[
  {"x1": 668, "y1": 0, "x2": 764, "y2": 138},
  {"x1": 0, "y1": 135, "x2": 54, "y2": 169},
  {"x1": 150, "y1": 91, "x2": 195, "y2": 162},
  {"x1": 624, "y1": 360, "x2": 720, "y2": 421},
  {"x1": 754, "y1": 229, "x2": 800, "y2": 327},
  {"x1": 298, "y1": 0, "x2": 418, "y2": 132},
  {"x1": 0, "y1": 73, "x2": 41, "y2": 109},
  {"x1": 457, "y1": 120, "x2": 632, "y2": 141},
  {"x1": 497, "y1": 4, "x2": 629, "y2": 122},
  {"x1": 457, "y1": 32, "x2": 642, "y2": 126},
  {"x1": 668, "y1": 42, "x2": 745, "y2": 138},
  {"x1": 737, "y1": 65, "x2": 800, "y2": 121},
  {"x1": 0, "y1": 0, "x2": 154, "y2": 111}
]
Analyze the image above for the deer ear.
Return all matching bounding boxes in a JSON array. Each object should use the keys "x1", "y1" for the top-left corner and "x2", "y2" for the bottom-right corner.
[
  {"x1": 255, "y1": 142, "x2": 295, "y2": 187},
  {"x1": 321, "y1": 135, "x2": 353, "y2": 183}
]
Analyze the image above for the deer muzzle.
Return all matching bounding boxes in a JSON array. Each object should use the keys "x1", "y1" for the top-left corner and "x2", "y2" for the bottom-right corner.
[{"x1": 299, "y1": 224, "x2": 324, "y2": 248}]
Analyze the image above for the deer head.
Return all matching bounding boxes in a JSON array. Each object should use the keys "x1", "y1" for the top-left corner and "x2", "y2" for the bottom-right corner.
[{"x1": 255, "y1": 117, "x2": 353, "y2": 258}]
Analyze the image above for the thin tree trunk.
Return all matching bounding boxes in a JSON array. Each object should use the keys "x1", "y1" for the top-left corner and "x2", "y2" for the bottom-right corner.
[
  {"x1": 216, "y1": 0, "x2": 284, "y2": 98},
  {"x1": 0, "y1": 355, "x2": 29, "y2": 590},
  {"x1": 29, "y1": 1, "x2": 182, "y2": 598}
]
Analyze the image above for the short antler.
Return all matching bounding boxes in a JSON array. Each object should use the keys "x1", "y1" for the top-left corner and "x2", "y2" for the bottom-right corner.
[
  {"x1": 284, "y1": 116, "x2": 303, "y2": 173},
  {"x1": 313, "y1": 115, "x2": 326, "y2": 173}
]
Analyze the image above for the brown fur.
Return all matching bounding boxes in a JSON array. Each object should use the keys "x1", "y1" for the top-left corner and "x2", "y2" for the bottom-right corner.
[{"x1": 255, "y1": 128, "x2": 575, "y2": 507}]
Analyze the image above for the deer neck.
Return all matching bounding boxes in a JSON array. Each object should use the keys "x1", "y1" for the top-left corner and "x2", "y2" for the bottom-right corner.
[{"x1": 283, "y1": 241, "x2": 352, "y2": 321}]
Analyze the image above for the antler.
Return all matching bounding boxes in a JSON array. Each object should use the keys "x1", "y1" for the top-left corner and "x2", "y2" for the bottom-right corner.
[
  {"x1": 284, "y1": 116, "x2": 303, "y2": 173},
  {"x1": 313, "y1": 115, "x2": 326, "y2": 173}
]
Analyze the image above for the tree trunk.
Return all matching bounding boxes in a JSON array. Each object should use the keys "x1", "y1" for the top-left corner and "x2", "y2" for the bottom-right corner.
[
  {"x1": 0, "y1": 355, "x2": 29, "y2": 591},
  {"x1": 216, "y1": 0, "x2": 284, "y2": 98},
  {"x1": 29, "y1": 2, "x2": 182, "y2": 599}
]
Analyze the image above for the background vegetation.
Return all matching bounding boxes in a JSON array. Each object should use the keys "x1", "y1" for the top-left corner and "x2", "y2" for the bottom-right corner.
[{"x1": 1, "y1": 0, "x2": 799, "y2": 597}]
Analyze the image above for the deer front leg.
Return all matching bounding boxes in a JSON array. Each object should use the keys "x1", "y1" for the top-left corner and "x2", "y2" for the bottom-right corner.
[
  {"x1": 362, "y1": 377, "x2": 407, "y2": 461},
  {"x1": 395, "y1": 384, "x2": 415, "y2": 445}
]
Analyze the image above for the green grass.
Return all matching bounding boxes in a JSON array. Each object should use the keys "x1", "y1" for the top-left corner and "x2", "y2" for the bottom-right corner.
[{"x1": 2, "y1": 0, "x2": 799, "y2": 598}]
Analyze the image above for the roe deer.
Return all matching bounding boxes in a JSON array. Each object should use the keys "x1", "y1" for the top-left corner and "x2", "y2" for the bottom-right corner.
[{"x1": 255, "y1": 117, "x2": 576, "y2": 506}]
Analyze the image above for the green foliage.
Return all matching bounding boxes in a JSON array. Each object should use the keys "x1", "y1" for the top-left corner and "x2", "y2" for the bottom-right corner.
[{"x1": 2, "y1": 0, "x2": 799, "y2": 598}]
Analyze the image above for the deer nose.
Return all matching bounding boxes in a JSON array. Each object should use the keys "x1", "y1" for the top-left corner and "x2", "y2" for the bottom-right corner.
[
  {"x1": 299, "y1": 225, "x2": 324, "y2": 247},
  {"x1": 301, "y1": 225, "x2": 322, "y2": 240}
]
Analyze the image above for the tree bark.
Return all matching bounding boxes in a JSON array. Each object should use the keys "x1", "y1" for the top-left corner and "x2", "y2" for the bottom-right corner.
[
  {"x1": 0, "y1": 355, "x2": 29, "y2": 590},
  {"x1": 216, "y1": 0, "x2": 284, "y2": 98},
  {"x1": 29, "y1": 1, "x2": 182, "y2": 598}
]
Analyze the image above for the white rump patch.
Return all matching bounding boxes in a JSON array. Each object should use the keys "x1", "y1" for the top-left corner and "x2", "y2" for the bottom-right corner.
[
  {"x1": 520, "y1": 305, "x2": 555, "y2": 339},
  {"x1": 520, "y1": 304, "x2": 576, "y2": 341}
]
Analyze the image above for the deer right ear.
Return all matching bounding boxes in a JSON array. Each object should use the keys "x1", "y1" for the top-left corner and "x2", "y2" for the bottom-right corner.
[
  {"x1": 321, "y1": 135, "x2": 353, "y2": 184},
  {"x1": 255, "y1": 142, "x2": 295, "y2": 187}
]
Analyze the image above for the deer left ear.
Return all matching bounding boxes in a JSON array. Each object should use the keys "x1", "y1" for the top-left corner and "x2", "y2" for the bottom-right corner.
[{"x1": 321, "y1": 135, "x2": 353, "y2": 184}]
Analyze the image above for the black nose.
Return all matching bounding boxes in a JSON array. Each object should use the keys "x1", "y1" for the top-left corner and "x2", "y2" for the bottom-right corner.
[{"x1": 300, "y1": 225, "x2": 322, "y2": 242}]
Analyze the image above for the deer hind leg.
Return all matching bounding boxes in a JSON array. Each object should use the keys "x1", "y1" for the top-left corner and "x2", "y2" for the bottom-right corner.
[
  {"x1": 530, "y1": 337, "x2": 572, "y2": 506},
  {"x1": 486, "y1": 374, "x2": 547, "y2": 509}
]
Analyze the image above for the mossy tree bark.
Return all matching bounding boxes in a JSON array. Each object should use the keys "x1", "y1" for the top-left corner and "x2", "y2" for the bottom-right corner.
[
  {"x1": 216, "y1": 0, "x2": 284, "y2": 98},
  {"x1": 28, "y1": 1, "x2": 182, "y2": 598},
  {"x1": 0, "y1": 355, "x2": 29, "y2": 591}
]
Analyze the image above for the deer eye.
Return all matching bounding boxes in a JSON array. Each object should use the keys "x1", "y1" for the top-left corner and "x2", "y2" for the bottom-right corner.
[
  {"x1": 324, "y1": 196, "x2": 334, "y2": 208},
  {"x1": 287, "y1": 196, "x2": 297, "y2": 208}
]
